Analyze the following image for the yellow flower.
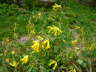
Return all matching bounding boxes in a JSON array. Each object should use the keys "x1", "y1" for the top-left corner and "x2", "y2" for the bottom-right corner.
[
  {"x1": 52, "y1": 3, "x2": 62, "y2": 10},
  {"x1": 31, "y1": 41, "x2": 40, "y2": 52},
  {"x1": 49, "y1": 59, "x2": 57, "y2": 70},
  {"x1": 37, "y1": 13, "x2": 41, "y2": 16},
  {"x1": 71, "y1": 40, "x2": 78, "y2": 46},
  {"x1": 5, "y1": 58, "x2": 10, "y2": 62},
  {"x1": 48, "y1": 25, "x2": 62, "y2": 36},
  {"x1": 36, "y1": 36, "x2": 44, "y2": 41},
  {"x1": 69, "y1": 69, "x2": 76, "y2": 72},
  {"x1": 42, "y1": 39, "x2": 50, "y2": 49},
  {"x1": 20, "y1": 55, "x2": 29, "y2": 64},
  {"x1": 74, "y1": 26, "x2": 80, "y2": 29},
  {"x1": 11, "y1": 50, "x2": 15, "y2": 55},
  {"x1": 9, "y1": 61, "x2": 18, "y2": 67}
]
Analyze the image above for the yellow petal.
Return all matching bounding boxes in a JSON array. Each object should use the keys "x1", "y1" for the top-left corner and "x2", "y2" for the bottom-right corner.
[
  {"x1": 31, "y1": 41, "x2": 40, "y2": 52},
  {"x1": 42, "y1": 39, "x2": 50, "y2": 49},
  {"x1": 49, "y1": 60, "x2": 57, "y2": 70},
  {"x1": 9, "y1": 61, "x2": 18, "y2": 67},
  {"x1": 20, "y1": 55, "x2": 29, "y2": 64},
  {"x1": 48, "y1": 25, "x2": 62, "y2": 36},
  {"x1": 71, "y1": 40, "x2": 78, "y2": 46},
  {"x1": 11, "y1": 50, "x2": 15, "y2": 55}
]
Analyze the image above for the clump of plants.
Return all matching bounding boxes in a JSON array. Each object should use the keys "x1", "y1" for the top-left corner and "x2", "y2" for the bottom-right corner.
[{"x1": 0, "y1": 0, "x2": 96, "y2": 72}]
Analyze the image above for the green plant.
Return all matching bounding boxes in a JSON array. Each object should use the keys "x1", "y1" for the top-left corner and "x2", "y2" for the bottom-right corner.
[{"x1": 0, "y1": 0, "x2": 96, "y2": 72}]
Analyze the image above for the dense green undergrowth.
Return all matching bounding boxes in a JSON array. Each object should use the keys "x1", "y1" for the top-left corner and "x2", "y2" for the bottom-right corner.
[{"x1": 0, "y1": 0, "x2": 96, "y2": 72}]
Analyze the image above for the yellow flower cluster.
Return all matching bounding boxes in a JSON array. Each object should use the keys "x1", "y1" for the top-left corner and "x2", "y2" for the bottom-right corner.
[
  {"x1": 42, "y1": 39, "x2": 50, "y2": 49},
  {"x1": 8, "y1": 55, "x2": 29, "y2": 67},
  {"x1": 52, "y1": 3, "x2": 62, "y2": 10},
  {"x1": 49, "y1": 59, "x2": 57, "y2": 70},
  {"x1": 48, "y1": 25, "x2": 62, "y2": 36},
  {"x1": 31, "y1": 41, "x2": 40, "y2": 52},
  {"x1": 31, "y1": 39, "x2": 51, "y2": 52}
]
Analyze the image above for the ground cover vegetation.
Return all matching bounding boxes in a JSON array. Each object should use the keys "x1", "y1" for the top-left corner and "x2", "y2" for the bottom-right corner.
[{"x1": 0, "y1": 0, "x2": 96, "y2": 72}]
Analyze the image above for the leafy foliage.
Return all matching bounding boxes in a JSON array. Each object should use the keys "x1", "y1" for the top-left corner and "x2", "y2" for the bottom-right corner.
[{"x1": 0, "y1": 0, "x2": 96, "y2": 72}]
